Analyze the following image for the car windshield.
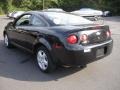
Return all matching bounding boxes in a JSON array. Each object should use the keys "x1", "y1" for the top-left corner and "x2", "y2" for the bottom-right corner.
[{"x1": 44, "y1": 12, "x2": 93, "y2": 25}]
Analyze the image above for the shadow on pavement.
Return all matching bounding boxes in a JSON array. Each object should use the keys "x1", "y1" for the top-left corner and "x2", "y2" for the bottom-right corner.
[{"x1": 0, "y1": 40, "x2": 84, "y2": 82}]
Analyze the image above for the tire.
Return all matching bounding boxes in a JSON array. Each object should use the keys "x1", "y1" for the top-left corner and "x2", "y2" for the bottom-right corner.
[
  {"x1": 4, "y1": 34, "x2": 13, "y2": 48},
  {"x1": 36, "y1": 46, "x2": 56, "y2": 73}
]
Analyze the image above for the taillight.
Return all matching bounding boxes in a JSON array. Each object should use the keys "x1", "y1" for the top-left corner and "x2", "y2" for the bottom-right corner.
[
  {"x1": 53, "y1": 43, "x2": 63, "y2": 48},
  {"x1": 67, "y1": 35, "x2": 78, "y2": 44},
  {"x1": 106, "y1": 30, "x2": 111, "y2": 38}
]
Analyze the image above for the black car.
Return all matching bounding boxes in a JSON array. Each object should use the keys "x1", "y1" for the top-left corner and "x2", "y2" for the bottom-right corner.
[{"x1": 3, "y1": 11, "x2": 113, "y2": 73}]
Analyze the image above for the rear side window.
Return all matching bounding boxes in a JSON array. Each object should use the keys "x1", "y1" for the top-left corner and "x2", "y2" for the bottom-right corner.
[
  {"x1": 16, "y1": 15, "x2": 31, "y2": 26},
  {"x1": 31, "y1": 16, "x2": 47, "y2": 27}
]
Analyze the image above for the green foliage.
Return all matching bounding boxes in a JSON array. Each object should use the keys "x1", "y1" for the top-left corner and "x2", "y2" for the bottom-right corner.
[
  {"x1": 57, "y1": 0, "x2": 82, "y2": 11},
  {"x1": 106, "y1": 0, "x2": 120, "y2": 15},
  {"x1": 0, "y1": 7, "x2": 4, "y2": 14},
  {"x1": 20, "y1": 0, "x2": 42, "y2": 10},
  {"x1": 58, "y1": 0, "x2": 120, "y2": 15},
  {"x1": 0, "y1": 0, "x2": 120, "y2": 15},
  {"x1": 20, "y1": 0, "x2": 58, "y2": 10}
]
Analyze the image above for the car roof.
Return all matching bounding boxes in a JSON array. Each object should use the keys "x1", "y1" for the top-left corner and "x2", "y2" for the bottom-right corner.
[
  {"x1": 43, "y1": 8, "x2": 63, "y2": 10},
  {"x1": 24, "y1": 11, "x2": 68, "y2": 16}
]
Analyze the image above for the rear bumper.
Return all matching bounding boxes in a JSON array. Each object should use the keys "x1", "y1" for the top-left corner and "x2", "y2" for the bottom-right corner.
[{"x1": 52, "y1": 40, "x2": 113, "y2": 66}]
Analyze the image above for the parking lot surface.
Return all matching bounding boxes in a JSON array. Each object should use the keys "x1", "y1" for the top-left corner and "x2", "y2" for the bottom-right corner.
[{"x1": 0, "y1": 16, "x2": 120, "y2": 90}]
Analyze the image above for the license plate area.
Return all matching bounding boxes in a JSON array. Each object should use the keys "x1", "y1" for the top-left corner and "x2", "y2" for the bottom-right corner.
[{"x1": 96, "y1": 48, "x2": 105, "y2": 58}]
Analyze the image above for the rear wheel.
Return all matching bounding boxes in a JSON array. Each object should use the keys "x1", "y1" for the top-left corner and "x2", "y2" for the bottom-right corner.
[
  {"x1": 36, "y1": 46, "x2": 56, "y2": 73},
  {"x1": 4, "y1": 34, "x2": 13, "y2": 48}
]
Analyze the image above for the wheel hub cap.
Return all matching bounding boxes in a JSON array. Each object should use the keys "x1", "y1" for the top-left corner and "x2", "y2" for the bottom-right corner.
[{"x1": 37, "y1": 50, "x2": 48, "y2": 70}]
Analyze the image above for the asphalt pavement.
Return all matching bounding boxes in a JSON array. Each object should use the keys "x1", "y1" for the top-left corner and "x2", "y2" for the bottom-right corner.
[{"x1": 0, "y1": 16, "x2": 120, "y2": 90}]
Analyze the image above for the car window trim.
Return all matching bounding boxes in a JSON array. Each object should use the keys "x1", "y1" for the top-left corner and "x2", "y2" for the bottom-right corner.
[
  {"x1": 14, "y1": 14, "x2": 32, "y2": 27},
  {"x1": 31, "y1": 14, "x2": 50, "y2": 27}
]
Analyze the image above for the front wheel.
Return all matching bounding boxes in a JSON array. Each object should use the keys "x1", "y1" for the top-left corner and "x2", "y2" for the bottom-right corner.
[{"x1": 36, "y1": 46, "x2": 56, "y2": 73}]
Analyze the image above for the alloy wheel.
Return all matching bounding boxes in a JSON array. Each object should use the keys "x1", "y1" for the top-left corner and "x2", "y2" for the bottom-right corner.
[{"x1": 37, "y1": 50, "x2": 48, "y2": 70}]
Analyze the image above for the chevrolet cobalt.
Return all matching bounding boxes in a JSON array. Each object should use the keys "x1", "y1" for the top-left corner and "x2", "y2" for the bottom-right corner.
[{"x1": 3, "y1": 11, "x2": 113, "y2": 73}]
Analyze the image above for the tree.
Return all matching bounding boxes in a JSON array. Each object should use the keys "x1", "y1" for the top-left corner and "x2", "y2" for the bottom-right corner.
[
  {"x1": 0, "y1": 0, "x2": 120, "y2": 15},
  {"x1": 20, "y1": 0, "x2": 42, "y2": 10},
  {"x1": 57, "y1": 0, "x2": 82, "y2": 11},
  {"x1": 20, "y1": 0, "x2": 58, "y2": 10}
]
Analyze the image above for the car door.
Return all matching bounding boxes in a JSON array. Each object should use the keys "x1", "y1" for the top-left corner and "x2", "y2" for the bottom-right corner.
[
  {"x1": 12, "y1": 14, "x2": 49, "y2": 51},
  {"x1": 22, "y1": 15, "x2": 49, "y2": 50},
  {"x1": 8, "y1": 14, "x2": 32, "y2": 49}
]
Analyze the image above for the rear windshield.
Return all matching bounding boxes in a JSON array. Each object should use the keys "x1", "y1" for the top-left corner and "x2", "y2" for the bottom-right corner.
[{"x1": 44, "y1": 12, "x2": 93, "y2": 25}]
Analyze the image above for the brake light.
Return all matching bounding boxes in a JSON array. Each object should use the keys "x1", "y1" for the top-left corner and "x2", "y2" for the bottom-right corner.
[
  {"x1": 53, "y1": 43, "x2": 63, "y2": 48},
  {"x1": 67, "y1": 35, "x2": 78, "y2": 44},
  {"x1": 106, "y1": 30, "x2": 111, "y2": 37}
]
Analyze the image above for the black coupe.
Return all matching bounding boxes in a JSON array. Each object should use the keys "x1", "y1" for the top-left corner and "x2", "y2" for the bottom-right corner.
[{"x1": 3, "y1": 11, "x2": 113, "y2": 73}]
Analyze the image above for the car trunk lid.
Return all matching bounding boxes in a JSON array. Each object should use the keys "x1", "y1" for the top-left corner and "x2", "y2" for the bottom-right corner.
[{"x1": 77, "y1": 25, "x2": 111, "y2": 45}]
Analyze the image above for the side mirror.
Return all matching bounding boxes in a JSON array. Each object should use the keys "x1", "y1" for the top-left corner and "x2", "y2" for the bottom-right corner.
[
  {"x1": 6, "y1": 22, "x2": 16, "y2": 29},
  {"x1": 7, "y1": 22, "x2": 13, "y2": 26},
  {"x1": 13, "y1": 17, "x2": 17, "y2": 20}
]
